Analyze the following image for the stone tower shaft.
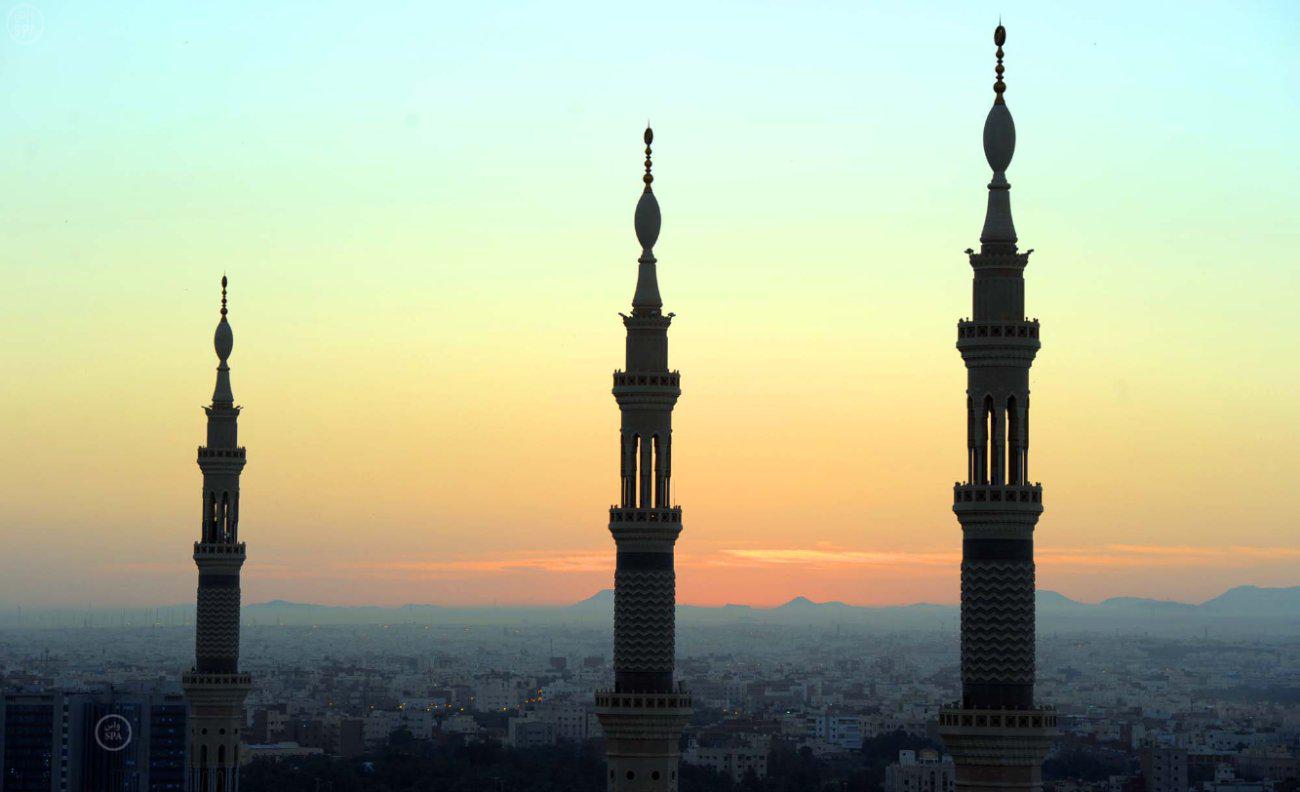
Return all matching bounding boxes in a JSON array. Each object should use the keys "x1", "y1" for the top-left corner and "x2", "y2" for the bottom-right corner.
[
  {"x1": 940, "y1": 25, "x2": 1056, "y2": 792},
  {"x1": 597, "y1": 127, "x2": 691, "y2": 792},
  {"x1": 183, "y1": 276, "x2": 251, "y2": 792}
]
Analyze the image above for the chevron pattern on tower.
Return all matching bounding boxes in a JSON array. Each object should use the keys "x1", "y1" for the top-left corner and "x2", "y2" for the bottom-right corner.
[
  {"x1": 614, "y1": 568, "x2": 676, "y2": 671},
  {"x1": 195, "y1": 585, "x2": 242, "y2": 661},
  {"x1": 960, "y1": 559, "x2": 1036, "y2": 684}
]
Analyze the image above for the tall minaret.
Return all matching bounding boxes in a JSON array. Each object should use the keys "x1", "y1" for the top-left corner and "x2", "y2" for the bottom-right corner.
[
  {"x1": 594, "y1": 127, "x2": 692, "y2": 792},
  {"x1": 939, "y1": 25, "x2": 1057, "y2": 792},
  {"x1": 182, "y1": 276, "x2": 252, "y2": 792}
]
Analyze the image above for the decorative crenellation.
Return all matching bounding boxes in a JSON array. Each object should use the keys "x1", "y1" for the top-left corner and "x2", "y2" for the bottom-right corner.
[
  {"x1": 609, "y1": 507, "x2": 683, "y2": 524},
  {"x1": 958, "y1": 320, "x2": 1039, "y2": 340},
  {"x1": 954, "y1": 484, "x2": 1042, "y2": 505},
  {"x1": 967, "y1": 249, "x2": 1032, "y2": 266},
  {"x1": 198, "y1": 446, "x2": 247, "y2": 460},
  {"x1": 182, "y1": 671, "x2": 253, "y2": 687},
  {"x1": 194, "y1": 542, "x2": 248, "y2": 556},
  {"x1": 596, "y1": 687, "x2": 692, "y2": 711},
  {"x1": 614, "y1": 371, "x2": 681, "y2": 388},
  {"x1": 939, "y1": 706, "x2": 1056, "y2": 730}
]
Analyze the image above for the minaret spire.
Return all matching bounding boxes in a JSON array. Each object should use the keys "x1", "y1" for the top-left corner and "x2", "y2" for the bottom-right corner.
[
  {"x1": 597, "y1": 126, "x2": 691, "y2": 792},
  {"x1": 940, "y1": 22, "x2": 1055, "y2": 792},
  {"x1": 993, "y1": 23, "x2": 1006, "y2": 104},
  {"x1": 643, "y1": 124, "x2": 654, "y2": 190},
  {"x1": 980, "y1": 23, "x2": 1018, "y2": 253},
  {"x1": 213, "y1": 275, "x2": 235, "y2": 405},
  {"x1": 632, "y1": 125, "x2": 664, "y2": 315},
  {"x1": 184, "y1": 275, "x2": 251, "y2": 792}
]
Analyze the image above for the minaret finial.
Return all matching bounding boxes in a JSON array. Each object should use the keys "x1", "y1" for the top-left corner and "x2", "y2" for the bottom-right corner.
[
  {"x1": 993, "y1": 23, "x2": 1007, "y2": 104},
  {"x1": 979, "y1": 23, "x2": 1018, "y2": 252},
  {"x1": 643, "y1": 124, "x2": 654, "y2": 192},
  {"x1": 632, "y1": 126, "x2": 664, "y2": 313},
  {"x1": 213, "y1": 276, "x2": 235, "y2": 398}
]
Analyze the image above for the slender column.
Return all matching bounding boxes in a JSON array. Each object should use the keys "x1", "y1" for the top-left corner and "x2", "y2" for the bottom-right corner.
[{"x1": 639, "y1": 436, "x2": 653, "y2": 508}]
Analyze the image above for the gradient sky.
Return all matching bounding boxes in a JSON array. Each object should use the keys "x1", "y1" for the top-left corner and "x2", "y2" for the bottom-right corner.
[{"x1": 2, "y1": 1, "x2": 1298, "y2": 609}]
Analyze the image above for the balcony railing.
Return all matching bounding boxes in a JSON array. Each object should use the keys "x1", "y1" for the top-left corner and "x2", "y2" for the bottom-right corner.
[
  {"x1": 608, "y1": 507, "x2": 683, "y2": 524},
  {"x1": 938, "y1": 704, "x2": 1057, "y2": 730},
  {"x1": 613, "y1": 371, "x2": 681, "y2": 388},
  {"x1": 953, "y1": 483, "x2": 1042, "y2": 505},
  {"x1": 595, "y1": 683, "x2": 691, "y2": 711},
  {"x1": 957, "y1": 319, "x2": 1039, "y2": 341}
]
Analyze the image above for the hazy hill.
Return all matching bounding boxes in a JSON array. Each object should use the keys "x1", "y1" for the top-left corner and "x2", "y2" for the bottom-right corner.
[{"x1": 4, "y1": 586, "x2": 1296, "y2": 635}]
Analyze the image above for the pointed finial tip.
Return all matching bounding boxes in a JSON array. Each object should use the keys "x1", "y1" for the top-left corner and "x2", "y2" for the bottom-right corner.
[
  {"x1": 992, "y1": 23, "x2": 1007, "y2": 103},
  {"x1": 214, "y1": 275, "x2": 234, "y2": 361},
  {"x1": 634, "y1": 125, "x2": 661, "y2": 250},
  {"x1": 642, "y1": 125, "x2": 654, "y2": 190}
]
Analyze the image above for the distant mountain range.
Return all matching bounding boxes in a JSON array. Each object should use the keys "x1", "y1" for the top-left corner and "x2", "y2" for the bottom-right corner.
[{"x1": 5, "y1": 585, "x2": 1296, "y2": 635}]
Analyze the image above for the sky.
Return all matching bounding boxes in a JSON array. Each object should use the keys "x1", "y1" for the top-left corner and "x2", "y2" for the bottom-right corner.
[{"x1": 1, "y1": 0, "x2": 1298, "y2": 609}]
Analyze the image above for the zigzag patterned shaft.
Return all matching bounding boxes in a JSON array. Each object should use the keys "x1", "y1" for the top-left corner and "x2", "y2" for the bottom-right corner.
[
  {"x1": 196, "y1": 584, "x2": 241, "y2": 668},
  {"x1": 614, "y1": 568, "x2": 676, "y2": 671},
  {"x1": 961, "y1": 559, "x2": 1035, "y2": 685}
]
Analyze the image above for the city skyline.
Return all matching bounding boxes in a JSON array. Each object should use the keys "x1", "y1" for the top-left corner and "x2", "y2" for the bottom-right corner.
[{"x1": 3, "y1": 0, "x2": 1300, "y2": 610}]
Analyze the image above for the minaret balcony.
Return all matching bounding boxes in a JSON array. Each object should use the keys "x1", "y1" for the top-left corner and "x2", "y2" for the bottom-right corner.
[
  {"x1": 953, "y1": 483, "x2": 1042, "y2": 507},
  {"x1": 193, "y1": 541, "x2": 247, "y2": 557},
  {"x1": 957, "y1": 320, "x2": 1040, "y2": 366},
  {"x1": 613, "y1": 370, "x2": 681, "y2": 389},
  {"x1": 613, "y1": 371, "x2": 681, "y2": 408},
  {"x1": 609, "y1": 507, "x2": 683, "y2": 543},
  {"x1": 938, "y1": 702, "x2": 1056, "y2": 732},
  {"x1": 182, "y1": 670, "x2": 253, "y2": 687},
  {"x1": 595, "y1": 684, "x2": 692, "y2": 714},
  {"x1": 609, "y1": 506, "x2": 682, "y2": 524},
  {"x1": 968, "y1": 250, "x2": 1033, "y2": 270},
  {"x1": 957, "y1": 319, "x2": 1038, "y2": 342},
  {"x1": 198, "y1": 446, "x2": 246, "y2": 458},
  {"x1": 197, "y1": 446, "x2": 248, "y2": 473},
  {"x1": 181, "y1": 671, "x2": 253, "y2": 707}
]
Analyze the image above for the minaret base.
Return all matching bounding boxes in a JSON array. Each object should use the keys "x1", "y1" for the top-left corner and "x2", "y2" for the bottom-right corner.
[
  {"x1": 939, "y1": 705, "x2": 1056, "y2": 792},
  {"x1": 596, "y1": 689, "x2": 691, "y2": 792},
  {"x1": 182, "y1": 671, "x2": 251, "y2": 792}
]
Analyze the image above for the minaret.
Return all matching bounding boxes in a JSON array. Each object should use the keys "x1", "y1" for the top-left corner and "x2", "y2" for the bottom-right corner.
[
  {"x1": 182, "y1": 276, "x2": 252, "y2": 792},
  {"x1": 938, "y1": 25, "x2": 1057, "y2": 792},
  {"x1": 594, "y1": 127, "x2": 692, "y2": 792}
]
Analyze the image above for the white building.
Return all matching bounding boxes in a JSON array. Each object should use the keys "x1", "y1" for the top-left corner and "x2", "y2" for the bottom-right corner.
[
  {"x1": 683, "y1": 736, "x2": 769, "y2": 783},
  {"x1": 241, "y1": 742, "x2": 325, "y2": 765},
  {"x1": 506, "y1": 716, "x2": 557, "y2": 749},
  {"x1": 443, "y1": 713, "x2": 479, "y2": 735},
  {"x1": 363, "y1": 710, "x2": 402, "y2": 745},
  {"x1": 807, "y1": 711, "x2": 866, "y2": 752},
  {"x1": 534, "y1": 700, "x2": 592, "y2": 742},
  {"x1": 886, "y1": 750, "x2": 955, "y2": 792}
]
